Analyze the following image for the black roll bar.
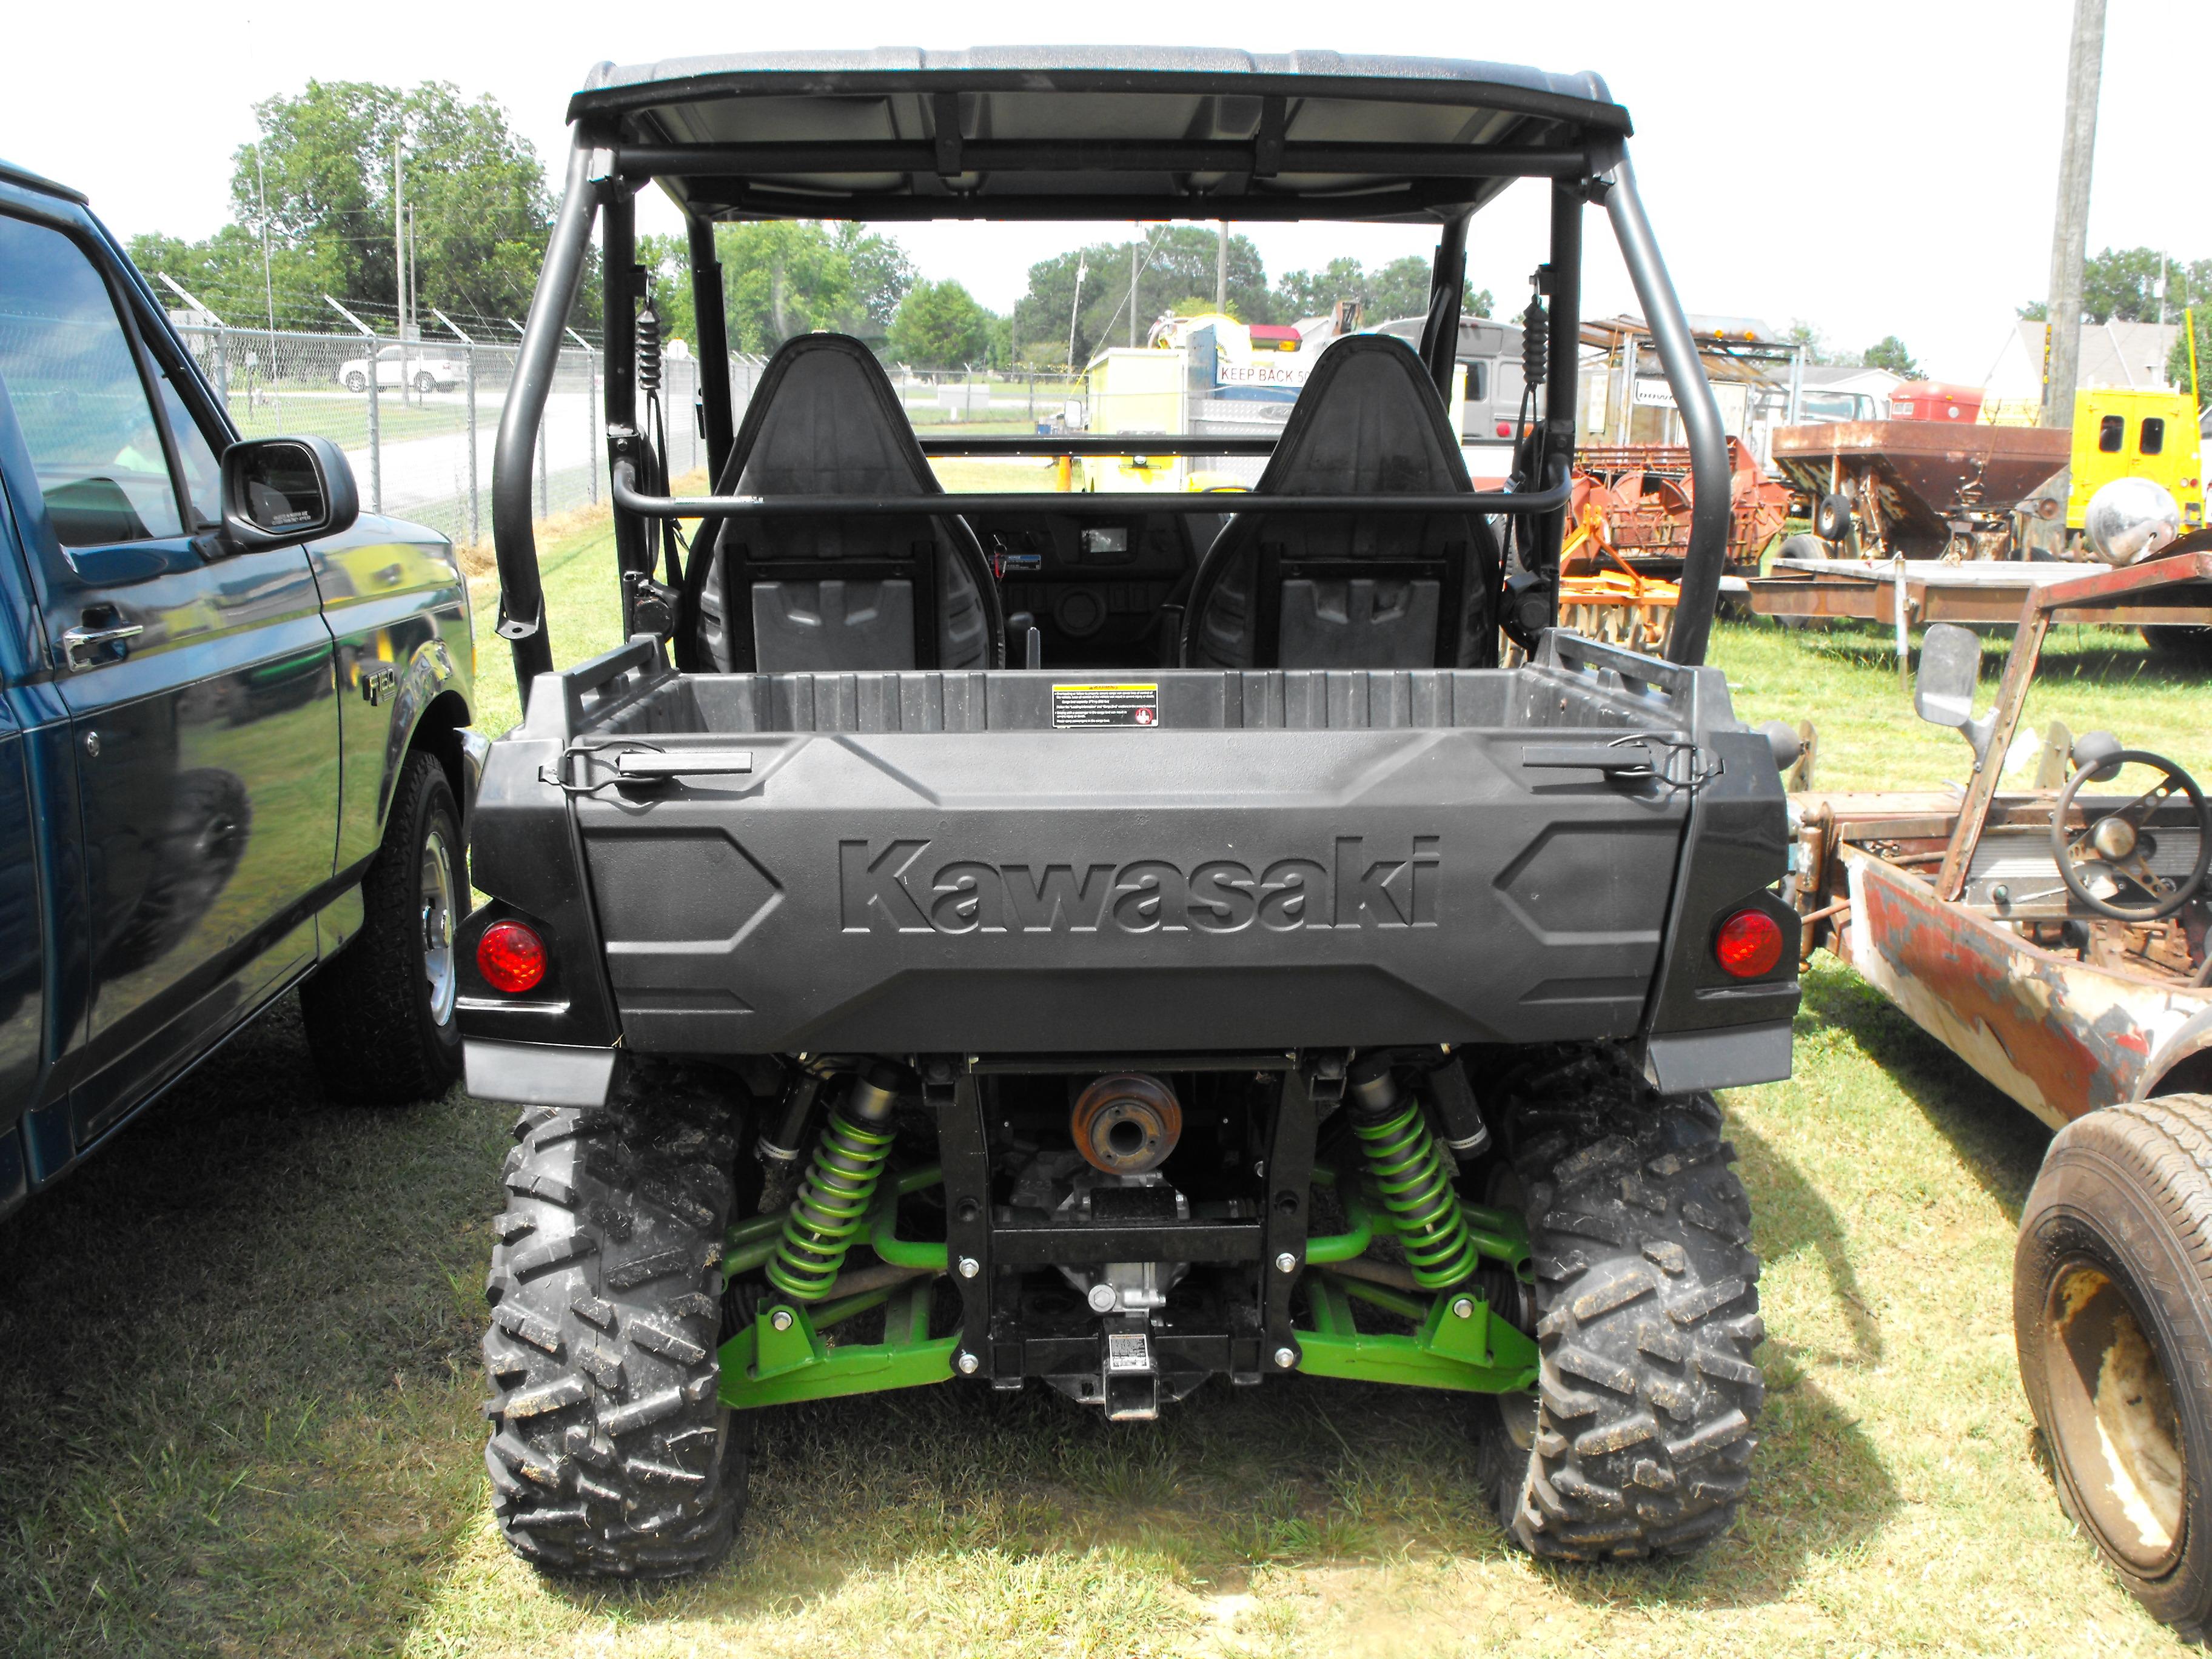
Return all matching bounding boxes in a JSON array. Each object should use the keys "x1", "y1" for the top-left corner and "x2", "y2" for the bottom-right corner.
[
  {"x1": 492, "y1": 127, "x2": 1731, "y2": 693},
  {"x1": 687, "y1": 214, "x2": 736, "y2": 483},
  {"x1": 608, "y1": 458, "x2": 1570, "y2": 521},
  {"x1": 493, "y1": 135, "x2": 602, "y2": 683},
  {"x1": 1418, "y1": 212, "x2": 1469, "y2": 399},
  {"x1": 918, "y1": 436, "x2": 1279, "y2": 457},
  {"x1": 1598, "y1": 152, "x2": 1728, "y2": 666}
]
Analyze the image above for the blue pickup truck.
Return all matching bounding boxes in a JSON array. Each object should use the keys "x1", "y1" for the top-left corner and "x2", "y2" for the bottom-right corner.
[{"x1": 0, "y1": 158, "x2": 481, "y2": 1220}]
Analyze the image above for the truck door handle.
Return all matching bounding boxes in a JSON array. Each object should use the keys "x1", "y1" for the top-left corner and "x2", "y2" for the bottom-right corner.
[{"x1": 62, "y1": 620, "x2": 145, "y2": 668}]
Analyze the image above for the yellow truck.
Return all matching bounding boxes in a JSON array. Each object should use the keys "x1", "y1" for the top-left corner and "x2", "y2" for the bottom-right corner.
[{"x1": 2065, "y1": 387, "x2": 2205, "y2": 534}]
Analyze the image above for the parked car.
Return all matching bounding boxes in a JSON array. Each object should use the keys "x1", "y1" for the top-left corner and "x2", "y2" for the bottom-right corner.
[
  {"x1": 463, "y1": 48, "x2": 1797, "y2": 1583},
  {"x1": 338, "y1": 342, "x2": 465, "y2": 395},
  {"x1": 0, "y1": 156, "x2": 483, "y2": 1222}
]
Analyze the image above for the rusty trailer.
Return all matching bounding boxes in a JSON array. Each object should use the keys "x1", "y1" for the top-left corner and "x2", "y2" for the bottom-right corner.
[
  {"x1": 1749, "y1": 552, "x2": 2212, "y2": 628},
  {"x1": 1771, "y1": 420, "x2": 2072, "y2": 561}
]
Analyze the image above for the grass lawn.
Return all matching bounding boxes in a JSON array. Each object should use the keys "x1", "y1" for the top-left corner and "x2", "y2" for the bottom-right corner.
[{"x1": 0, "y1": 509, "x2": 2199, "y2": 1655}]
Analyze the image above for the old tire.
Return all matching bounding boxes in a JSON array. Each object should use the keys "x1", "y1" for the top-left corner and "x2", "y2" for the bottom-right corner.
[
  {"x1": 1475, "y1": 1048, "x2": 1765, "y2": 1558},
  {"x1": 2016, "y1": 1096, "x2": 2212, "y2": 1639},
  {"x1": 483, "y1": 1066, "x2": 745, "y2": 1578},
  {"x1": 300, "y1": 749, "x2": 463, "y2": 1105},
  {"x1": 1813, "y1": 492, "x2": 1853, "y2": 545},
  {"x1": 2143, "y1": 626, "x2": 2212, "y2": 671}
]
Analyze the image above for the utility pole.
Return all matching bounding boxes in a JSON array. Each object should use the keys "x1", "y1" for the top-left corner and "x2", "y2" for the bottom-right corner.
[
  {"x1": 255, "y1": 145, "x2": 279, "y2": 421},
  {"x1": 394, "y1": 139, "x2": 409, "y2": 404},
  {"x1": 1216, "y1": 221, "x2": 1227, "y2": 313},
  {"x1": 1128, "y1": 240, "x2": 1139, "y2": 349},
  {"x1": 1067, "y1": 256, "x2": 1086, "y2": 368},
  {"x1": 2040, "y1": 0, "x2": 2105, "y2": 429}
]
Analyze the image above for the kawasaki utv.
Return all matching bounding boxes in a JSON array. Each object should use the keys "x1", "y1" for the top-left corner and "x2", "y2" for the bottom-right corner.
[{"x1": 461, "y1": 48, "x2": 1798, "y2": 1578}]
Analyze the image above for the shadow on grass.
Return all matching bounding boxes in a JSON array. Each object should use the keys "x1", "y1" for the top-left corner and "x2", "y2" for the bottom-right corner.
[
  {"x1": 526, "y1": 1136, "x2": 1903, "y2": 1634},
  {"x1": 0, "y1": 997, "x2": 502, "y2": 1658},
  {"x1": 1798, "y1": 960, "x2": 2051, "y2": 1227}
]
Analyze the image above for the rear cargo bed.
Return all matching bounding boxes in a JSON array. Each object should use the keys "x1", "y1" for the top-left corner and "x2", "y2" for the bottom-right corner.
[{"x1": 480, "y1": 634, "x2": 1752, "y2": 1055}]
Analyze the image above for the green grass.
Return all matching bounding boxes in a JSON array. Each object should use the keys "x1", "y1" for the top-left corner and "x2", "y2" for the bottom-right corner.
[
  {"x1": 1718, "y1": 615, "x2": 2210, "y2": 793},
  {"x1": 0, "y1": 520, "x2": 2198, "y2": 1654}
]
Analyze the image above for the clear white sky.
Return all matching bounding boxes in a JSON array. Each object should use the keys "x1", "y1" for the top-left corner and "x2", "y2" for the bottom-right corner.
[{"x1": 4, "y1": 0, "x2": 2202, "y2": 381}]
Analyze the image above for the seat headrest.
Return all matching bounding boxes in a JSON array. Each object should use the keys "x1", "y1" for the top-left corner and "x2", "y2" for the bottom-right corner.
[
  {"x1": 719, "y1": 333, "x2": 942, "y2": 498},
  {"x1": 1253, "y1": 334, "x2": 1472, "y2": 497}
]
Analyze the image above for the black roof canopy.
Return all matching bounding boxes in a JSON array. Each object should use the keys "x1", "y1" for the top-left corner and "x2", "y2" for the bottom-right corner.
[{"x1": 569, "y1": 47, "x2": 1631, "y2": 223}]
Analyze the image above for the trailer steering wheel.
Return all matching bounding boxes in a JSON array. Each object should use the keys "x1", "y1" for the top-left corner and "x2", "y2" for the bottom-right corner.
[{"x1": 2049, "y1": 749, "x2": 2212, "y2": 921}]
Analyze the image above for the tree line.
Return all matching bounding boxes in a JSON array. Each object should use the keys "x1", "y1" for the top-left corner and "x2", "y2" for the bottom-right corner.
[
  {"x1": 2018, "y1": 247, "x2": 2212, "y2": 400},
  {"x1": 130, "y1": 81, "x2": 1496, "y2": 370}
]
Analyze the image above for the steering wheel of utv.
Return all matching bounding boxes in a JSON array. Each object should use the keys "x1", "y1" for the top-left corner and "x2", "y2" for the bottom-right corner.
[{"x1": 2049, "y1": 749, "x2": 2212, "y2": 921}]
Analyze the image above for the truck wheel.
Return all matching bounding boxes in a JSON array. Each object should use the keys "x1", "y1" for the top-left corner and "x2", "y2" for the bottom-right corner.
[
  {"x1": 1813, "y1": 492, "x2": 1853, "y2": 545},
  {"x1": 1475, "y1": 1049, "x2": 1765, "y2": 1559},
  {"x1": 344, "y1": 370, "x2": 367, "y2": 392},
  {"x1": 300, "y1": 749, "x2": 463, "y2": 1105},
  {"x1": 2015, "y1": 1096, "x2": 2212, "y2": 1638},
  {"x1": 482, "y1": 1066, "x2": 744, "y2": 1579}
]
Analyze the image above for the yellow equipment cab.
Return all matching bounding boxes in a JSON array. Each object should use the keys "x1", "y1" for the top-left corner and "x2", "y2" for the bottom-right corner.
[{"x1": 2065, "y1": 387, "x2": 2204, "y2": 534}]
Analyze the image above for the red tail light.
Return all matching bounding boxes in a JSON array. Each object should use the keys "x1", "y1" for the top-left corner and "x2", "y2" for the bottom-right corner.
[
  {"x1": 477, "y1": 920, "x2": 547, "y2": 993},
  {"x1": 1715, "y1": 909, "x2": 1785, "y2": 979}
]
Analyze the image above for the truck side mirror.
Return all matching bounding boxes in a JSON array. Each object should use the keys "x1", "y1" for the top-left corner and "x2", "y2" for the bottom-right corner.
[
  {"x1": 1914, "y1": 622, "x2": 1996, "y2": 758},
  {"x1": 218, "y1": 436, "x2": 360, "y2": 554}
]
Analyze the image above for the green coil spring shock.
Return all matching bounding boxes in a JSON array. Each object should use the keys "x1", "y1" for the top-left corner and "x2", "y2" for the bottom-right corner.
[
  {"x1": 1347, "y1": 1056, "x2": 1480, "y2": 1291},
  {"x1": 766, "y1": 1064, "x2": 903, "y2": 1303}
]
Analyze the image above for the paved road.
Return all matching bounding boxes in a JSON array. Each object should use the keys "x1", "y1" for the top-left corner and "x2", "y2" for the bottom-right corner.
[{"x1": 342, "y1": 391, "x2": 612, "y2": 525}]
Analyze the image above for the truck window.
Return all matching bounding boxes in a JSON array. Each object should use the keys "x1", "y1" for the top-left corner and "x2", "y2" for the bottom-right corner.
[
  {"x1": 2098, "y1": 414, "x2": 2125, "y2": 454},
  {"x1": 0, "y1": 215, "x2": 185, "y2": 545},
  {"x1": 2140, "y1": 417, "x2": 2164, "y2": 456},
  {"x1": 1465, "y1": 360, "x2": 1487, "y2": 402}
]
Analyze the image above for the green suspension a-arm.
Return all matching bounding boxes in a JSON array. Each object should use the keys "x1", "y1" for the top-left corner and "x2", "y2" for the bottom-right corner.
[{"x1": 716, "y1": 1164, "x2": 1538, "y2": 1410}]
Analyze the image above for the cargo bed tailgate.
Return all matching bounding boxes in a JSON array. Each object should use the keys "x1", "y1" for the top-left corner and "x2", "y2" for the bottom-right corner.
[{"x1": 545, "y1": 654, "x2": 1712, "y2": 1055}]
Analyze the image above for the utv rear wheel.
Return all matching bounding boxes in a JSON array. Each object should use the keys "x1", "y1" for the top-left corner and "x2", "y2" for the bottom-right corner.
[
  {"x1": 482, "y1": 1065, "x2": 745, "y2": 1578},
  {"x1": 2016, "y1": 1096, "x2": 2212, "y2": 1639},
  {"x1": 1476, "y1": 1050, "x2": 1765, "y2": 1558},
  {"x1": 300, "y1": 749, "x2": 463, "y2": 1104}
]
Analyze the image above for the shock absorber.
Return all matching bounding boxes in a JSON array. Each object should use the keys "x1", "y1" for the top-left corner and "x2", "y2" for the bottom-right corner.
[
  {"x1": 766, "y1": 1062, "x2": 904, "y2": 1302},
  {"x1": 637, "y1": 295, "x2": 663, "y2": 398},
  {"x1": 1347, "y1": 1054, "x2": 1479, "y2": 1291}
]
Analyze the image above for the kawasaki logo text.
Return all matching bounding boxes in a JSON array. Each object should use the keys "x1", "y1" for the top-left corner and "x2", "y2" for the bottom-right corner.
[{"x1": 839, "y1": 839, "x2": 1440, "y2": 934}]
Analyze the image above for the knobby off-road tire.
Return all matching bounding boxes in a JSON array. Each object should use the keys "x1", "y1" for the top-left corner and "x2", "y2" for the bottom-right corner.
[
  {"x1": 483, "y1": 1067, "x2": 745, "y2": 1578},
  {"x1": 300, "y1": 749, "x2": 463, "y2": 1104},
  {"x1": 1475, "y1": 1048, "x2": 1765, "y2": 1559},
  {"x1": 2016, "y1": 1095, "x2": 2212, "y2": 1640}
]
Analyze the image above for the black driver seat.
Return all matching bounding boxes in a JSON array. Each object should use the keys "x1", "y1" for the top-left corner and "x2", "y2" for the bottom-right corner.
[
  {"x1": 1179, "y1": 335, "x2": 1501, "y2": 669},
  {"x1": 686, "y1": 333, "x2": 1003, "y2": 672}
]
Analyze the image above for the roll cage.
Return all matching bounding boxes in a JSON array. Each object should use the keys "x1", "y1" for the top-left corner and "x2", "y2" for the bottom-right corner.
[{"x1": 489, "y1": 49, "x2": 1731, "y2": 694}]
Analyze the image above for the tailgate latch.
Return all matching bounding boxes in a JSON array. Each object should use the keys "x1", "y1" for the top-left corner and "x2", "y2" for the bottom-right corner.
[
  {"x1": 1520, "y1": 732, "x2": 1722, "y2": 791},
  {"x1": 542, "y1": 745, "x2": 756, "y2": 796}
]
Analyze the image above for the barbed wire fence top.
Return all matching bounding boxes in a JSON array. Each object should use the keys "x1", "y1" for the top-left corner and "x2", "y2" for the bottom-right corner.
[{"x1": 172, "y1": 320, "x2": 1089, "y2": 549}]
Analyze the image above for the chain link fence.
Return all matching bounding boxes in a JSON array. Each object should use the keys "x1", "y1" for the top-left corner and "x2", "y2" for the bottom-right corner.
[
  {"x1": 173, "y1": 324, "x2": 775, "y2": 548},
  {"x1": 173, "y1": 326, "x2": 1088, "y2": 545}
]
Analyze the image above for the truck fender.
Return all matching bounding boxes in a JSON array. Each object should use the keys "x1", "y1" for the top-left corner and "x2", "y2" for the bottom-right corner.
[
  {"x1": 2140, "y1": 1005, "x2": 2212, "y2": 1101},
  {"x1": 377, "y1": 637, "x2": 472, "y2": 837}
]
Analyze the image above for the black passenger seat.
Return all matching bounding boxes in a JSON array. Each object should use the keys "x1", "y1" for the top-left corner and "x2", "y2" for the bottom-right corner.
[
  {"x1": 1179, "y1": 335, "x2": 1501, "y2": 670},
  {"x1": 686, "y1": 334, "x2": 1004, "y2": 672}
]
